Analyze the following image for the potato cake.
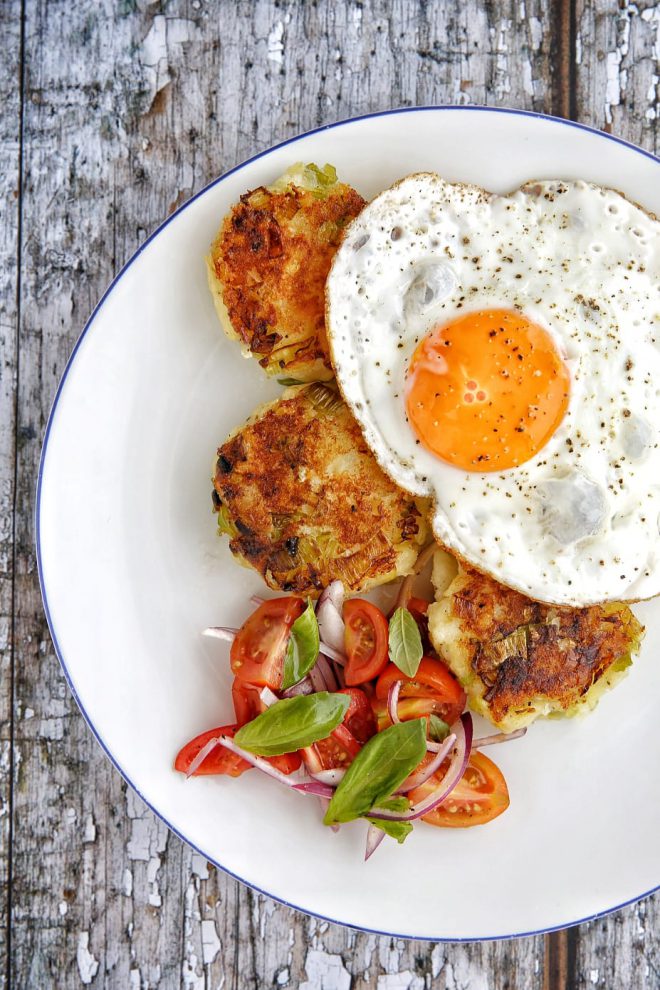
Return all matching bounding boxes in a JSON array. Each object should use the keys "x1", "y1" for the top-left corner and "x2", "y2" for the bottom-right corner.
[
  {"x1": 207, "y1": 163, "x2": 365, "y2": 382},
  {"x1": 428, "y1": 559, "x2": 644, "y2": 731},
  {"x1": 212, "y1": 384, "x2": 429, "y2": 594}
]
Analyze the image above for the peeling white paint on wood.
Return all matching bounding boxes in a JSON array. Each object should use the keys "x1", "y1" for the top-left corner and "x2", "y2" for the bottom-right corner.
[
  {"x1": 76, "y1": 932, "x2": 99, "y2": 985},
  {"x1": 577, "y1": 0, "x2": 659, "y2": 147},
  {"x1": 301, "y1": 949, "x2": 352, "y2": 990},
  {"x1": 3, "y1": 2, "x2": 659, "y2": 988}
]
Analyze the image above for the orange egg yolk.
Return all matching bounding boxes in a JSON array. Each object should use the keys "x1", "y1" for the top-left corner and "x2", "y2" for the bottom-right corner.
[{"x1": 405, "y1": 308, "x2": 570, "y2": 472}]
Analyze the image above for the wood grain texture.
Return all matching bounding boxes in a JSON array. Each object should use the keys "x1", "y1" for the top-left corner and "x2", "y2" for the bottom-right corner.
[
  {"x1": 0, "y1": 5, "x2": 22, "y2": 988},
  {"x1": 576, "y1": 0, "x2": 659, "y2": 149},
  {"x1": 2, "y1": 1, "x2": 658, "y2": 988}
]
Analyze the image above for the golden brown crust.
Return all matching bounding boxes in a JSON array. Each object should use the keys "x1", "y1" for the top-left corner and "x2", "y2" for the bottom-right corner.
[
  {"x1": 212, "y1": 384, "x2": 428, "y2": 594},
  {"x1": 209, "y1": 179, "x2": 365, "y2": 381},
  {"x1": 435, "y1": 566, "x2": 643, "y2": 726}
]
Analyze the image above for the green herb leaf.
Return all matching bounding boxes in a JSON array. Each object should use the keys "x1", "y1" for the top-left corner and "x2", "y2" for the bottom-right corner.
[
  {"x1": 235, "y1": 692, "x2": 350, "y2": 756},
  {"x1": 282, "y1": 600, "x2": 320, "y2": 690},
  {"x1": 374, "y1": 795, "x2": 411, "y2": 814},
  {"x1": 388, "y1": 608, "x2": 423, "y2": 677},
  {"x1": 428, "y1": 715, "x2": 450, "y2": 743},
  {"x1": 323, "y1": 719, "x2": 426, "y2": 825},
  {"x1": 365, "y1": 818, "x2": 413, "y2": 844}
]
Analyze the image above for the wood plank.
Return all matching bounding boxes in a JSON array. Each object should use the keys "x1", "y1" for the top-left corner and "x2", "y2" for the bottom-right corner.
[
  {"x1": 0, "y1": 2, "x2": 23, "y2": 987},
  {"x1": 575, "y1": 0, "x2": 659, "y2": 150},
  {"x1": 570, "y1": 2, "x2": 659, "y2": 984}
]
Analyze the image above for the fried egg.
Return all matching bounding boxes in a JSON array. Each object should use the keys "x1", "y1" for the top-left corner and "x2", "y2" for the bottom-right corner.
[{"x1": 325, "y1": 174, "x2": 660, "y2": 606}]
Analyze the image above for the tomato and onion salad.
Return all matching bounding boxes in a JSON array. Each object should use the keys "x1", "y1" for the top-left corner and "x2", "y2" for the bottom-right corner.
[{"x1": 176, "y1": 584, "x2": 522, "y2": 857}]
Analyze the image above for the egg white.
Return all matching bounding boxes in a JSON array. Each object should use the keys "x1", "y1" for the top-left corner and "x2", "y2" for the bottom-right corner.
[{"x1": 326, "y1": 173, "x2": 660, "y2": 606}]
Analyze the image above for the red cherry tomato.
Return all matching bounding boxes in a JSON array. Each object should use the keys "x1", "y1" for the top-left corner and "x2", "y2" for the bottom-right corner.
[
  {"x1": 174, "y1": 724, "x2": 250, "y2": 778},
  {"x1": 371, "y1": 696, "x2": 456, "y2": 733},
  {"x1": 340, "y1": 687, "x2": 377, "y2": 743},
  {"x1": 312, "y1": 688, "x2": 376, "y2": 770},
  {"x1": 230, "y1": 597, "x2": 304, "y2": 688},
  {"x1": 408, "y1": 751, "x2": 509, "y2": 828},
  {"x1": 407, "y1": 597, "x2": 429, "y2": 618},
  {"x1": 231, "y1": 680, "x2": 263, "y2": 724},
  {"x1": 375, "y1": 656, "x2": 467, "y2": 727},
  {"x1": 174, "y1": 723, "x2": 301, "y2": 777},
  {"x1": 343, "y1": 599, "x2": 389, "y2": 686}
]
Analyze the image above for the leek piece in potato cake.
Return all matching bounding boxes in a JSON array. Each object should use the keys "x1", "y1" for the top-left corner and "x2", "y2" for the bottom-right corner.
[
  {"x1": 213, "y1": 384, "x2": 429, "y2": 594},
  {"x1": 207, "y1": 163, "x2": 365, "y2": 382},
  {"x1": 428, "y1": 559, "x2": 644, "y2": 731}
]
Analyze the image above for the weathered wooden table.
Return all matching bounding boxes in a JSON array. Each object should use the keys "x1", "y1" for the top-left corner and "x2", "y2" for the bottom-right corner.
[{"x1": 2, "y1": 1, "x2": 659, "y2": 986}]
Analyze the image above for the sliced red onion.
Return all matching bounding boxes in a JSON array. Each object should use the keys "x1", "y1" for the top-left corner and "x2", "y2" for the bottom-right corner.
[
  {"x1": 308, "y1": 662, "x2": 328, "y2": 693},
  {"x1": 387, "y1": 680, "x2": 402, "y2": 725},
  {"x1": 292, "y1": 780, "x2": 335, "y2": 798},
  {"x1": 310, "y1": 768, "x2": 345, "y2": 786},
  {"x1": 282, "y1": 677, "x2": 314, "y2": 698},
  {"x1": 332, "y1": 660, "x2": 346, "y2": 688},
  {"x1": 189, "y1": 736, "x2": 337, "y2": 803},
  {"x1": 215, "y1": 736, "x2": 309, "y2": 790},
  {"x1": 250, "y1": 594, "x2": 266, "y2": 606},
  {"x1": 365, "y1": 823, "x2": 386, "y2": 861},
  {"x1": 473, "y1": 727, "x2": 527, "y2": 748},
  {"x1": 259, "y1": 686, "x2": 280, "y2": 708},
  {"x1": 316, "y1": 654, "x2": 339, "y2": 691},
  {"x1": 322, "y1": 580, "x2": 345, "y2": 613},
  {"x1": 370, "y1": 713, "x2": 473, "y2": 823},
  {"x1": 185, "y1": 736, "x2": 220, "y2": 778},
  {"x1": 319, "y1": 640, "x2": 346, "y2": 665},
  {"x1": 202, "y1": 626, "x2": 237, "y2": 642},
  {"x1": 425, "y1": 734, "x2": 452, "y2": 754},
  {"x1": 317, "y1": 591, "x2": 346, "y2": 656},
  {"x1": 397, "y1": 732, "x2": 456, "y2": 793}
]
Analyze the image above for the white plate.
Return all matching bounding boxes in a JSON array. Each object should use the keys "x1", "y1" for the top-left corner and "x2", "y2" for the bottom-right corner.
[{"x1": 38, "y1": 107, "x2": 660, "y2": 940}]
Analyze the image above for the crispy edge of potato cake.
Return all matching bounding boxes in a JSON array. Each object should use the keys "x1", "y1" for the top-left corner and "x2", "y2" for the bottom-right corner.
[
  {"x1": 212, "y1": 383, "x2": 429, "y2": 595},
  {"x1": 428, "y1": 557, "x2": 644, "y2": 731},
  {"x1": 206, "y1": 163, "x2": 366, "y2": 383}
]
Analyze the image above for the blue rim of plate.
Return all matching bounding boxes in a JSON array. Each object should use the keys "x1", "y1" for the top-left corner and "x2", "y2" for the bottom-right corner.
[{"x1": 36, "y1": 105, "x2": 660, "y2": 942}]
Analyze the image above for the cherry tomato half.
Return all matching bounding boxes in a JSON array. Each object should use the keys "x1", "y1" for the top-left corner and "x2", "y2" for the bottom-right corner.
[
  {"x1": 341, "y1": 687, "x2": 377, "y2": 744},
  {"x1": 376, "y1": 656, "x2": 466, "y2": 726},
  {"x1": 344, "y1": 599, "x2": 389, "y2": 686},
  {"x1": 407, "y1": 597, "x2": 429, "y2": 618},
  {"x1": 231, "y1": 680, "x2": 263, "y2": 725},
  {"x1": 174, "y1": 724, "x2": 301, "y2": 777},
  {"x1": 174, "y1": 724, "x2": 250, "y2": 778},
  {"x1": 408, "y1": 751, "x2": 509, "y2": 828},
  {"x1": 371, "y1": 696, "x2": 454, "y2": 733},
  {"x1": 312, "y1": 688, "x2": 376, "y2": 770},
  {"x1": 230, "y1": 597, "x2": 305, "y2": 688}
]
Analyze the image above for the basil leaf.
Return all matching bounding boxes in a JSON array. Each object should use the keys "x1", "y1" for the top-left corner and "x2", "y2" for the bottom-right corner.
[
  {"x1": 376, "y1": 795, "x2": 411, "y2": 813},
  {"x1": 323, "y1": 719, "x2": 426, "y2": 825},
  {"x1": 429, "y1": 714, "x2": 450, "y2": 743},
  {"x1": 282, "y1": 600, "x2": 320, "y2": 690},
  {"x1": 235, "y1": 692, "x2": 349, "y2": 756},
  {"x1": 365, "y1": 818, "x2": 413, "y2": 844},
  {"x1": 388, "y1": 608, "x2": 423, "y2": 677}
]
